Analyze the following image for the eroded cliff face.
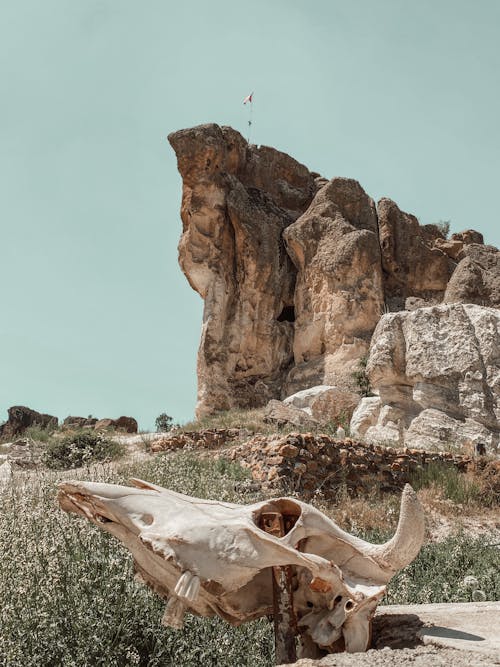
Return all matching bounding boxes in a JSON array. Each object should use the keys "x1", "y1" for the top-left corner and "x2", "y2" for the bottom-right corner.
[
  {"x1": 168, "y1": 124, "x2": 317, "y2": 415},
  {"x1": 283, "y1": 178, "x2": 384, "y2": 396},
  {"x1": 169, "y1": 124, "x2": 500, "y2": 418}
]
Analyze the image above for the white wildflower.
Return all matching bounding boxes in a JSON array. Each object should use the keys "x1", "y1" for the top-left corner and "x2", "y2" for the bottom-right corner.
[{"x1": 462, "y1": 575, "x2": 479, "y2": 589}]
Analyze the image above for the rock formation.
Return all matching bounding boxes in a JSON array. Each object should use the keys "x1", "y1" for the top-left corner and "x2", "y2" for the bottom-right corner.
[
  {"x1": 169, "y1": 124, "x2": 500, "y2": 427},
  {"x1": 0, "y1": 406, "x2": 58, "y2": 439},
  {"x1": 63, "y1": 415, "x2": 138, "y2": 433},
  {"x1": 169, "y1": 124, "x2": 316, "y2": 416},
  {"x1": 283, "y1": 179, "x2": 384, "y2": 396},
  {"x1": 351, "y1": 304, "x2": 500, "y2": 450}
]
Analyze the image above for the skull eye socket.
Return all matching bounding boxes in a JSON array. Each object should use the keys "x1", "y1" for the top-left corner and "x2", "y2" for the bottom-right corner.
[
  {"x1": 334, "y1": 595, "x2": 342, "y2": 604},
  {"x1": 344, "y1": 599, "x2": 355, "y2": 612}
]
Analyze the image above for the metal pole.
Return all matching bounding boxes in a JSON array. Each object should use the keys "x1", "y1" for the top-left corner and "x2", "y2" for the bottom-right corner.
[{"x1": 260, "y1": 512, "x2": 297, "y2": 665}]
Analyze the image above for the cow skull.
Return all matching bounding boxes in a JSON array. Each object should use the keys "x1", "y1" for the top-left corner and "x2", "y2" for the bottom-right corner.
[{"x1": 58, "y1": 480, "x2": 424, "y2": 654}]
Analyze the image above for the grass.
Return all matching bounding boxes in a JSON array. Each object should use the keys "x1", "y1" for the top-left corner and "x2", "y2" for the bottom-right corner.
[
  {"x1": 23, "y1": 425, "x2": 57, "y2": 443},
  {"x1": 409, "y1": 460, "x2": 496, "y2": 508},
  {"x1": 385, "y1": 532, "x2": 500, "y2": 605},
  {"x1": 179, "y1": 407, "x2": 343, "y2": 437},
  {"x1": 1, "y1": 451, "x2": 499, "y2": 666}
]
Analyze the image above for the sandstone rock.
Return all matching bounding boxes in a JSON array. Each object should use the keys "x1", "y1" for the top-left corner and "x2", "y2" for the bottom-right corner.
[
  {"x1": 113, "y1": 416, "x2": 138, "y2": 433},
  {"x1": 405, "y1": 408, "x2": 497, "y2": 450},
  {"x1": 283, "y1": 385, "x2": 335, "y2": 412},
  {"x1": 263, "y1": 400, "x2": 319, "y2": 429},
  {"x1": 309, "y1": 387, "x2": 360, "y2": 423},
  {"x1": 94, "y1": 418, "x2": 115, "y2": 430},
  {"x1": 361, "y1": 304, "x2": 500, "y2": 450},
  {"x1": 0, "y1": 406, "x2": 58, "y2": 439},
  {"x1": 94, "y1": 417, "x2": 138, "y2": 433},
  {"x1": 377, "y1": 198, "x2": 455, "y2": 310},
  {"x1": 350, "y1": 396, "x2": 382, "y2": 438},
  {"x1": 451, "y1": 229, "x2": 484, "y2": 245},
  {"x1": 283, "y1": 384, "x2": 359, "y2": 424},
  {"x1": 169, "y1": 125, "x2": 500, "y2": 419},
  {"x1": 62, "y1": 416, "x2": 87, "y2": 429},
  {"x1": 169, "y1": 124, "x2": 316, "y2": 417},
  {"x1": 433, "y1": 237, "x2": 465, "y2": 261},
  {"x1": 444, "y1": 244, "x2": 500, "y2": 307},
  {"x1": 283, "y1": 178, "x2": 384, "y2": 390}
]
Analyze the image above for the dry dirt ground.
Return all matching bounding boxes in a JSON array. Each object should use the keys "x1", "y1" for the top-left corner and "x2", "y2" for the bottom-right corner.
[
  {"x1": 281, "y1": 602, "x2": 500, "y2": 667},
  {"x1": 282, "y1": 646, "x2": 499, "y2": 666}
]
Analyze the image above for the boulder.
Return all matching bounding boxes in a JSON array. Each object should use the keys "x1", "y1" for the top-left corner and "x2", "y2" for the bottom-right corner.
[
  {"x1": 113, "y1": 416, "x2": 138, "y2": 433},
  {"x1": 263, "y1": 400, "x2": 319, "y2": 429},
  {"x1": 94, "y1": 419, "x2": 115, "y2": 430},
  {"x1": 0, "y1": 406, "x2": 58, "y2": 439},
  {"x1": 444, "y1": 244, "x2": 500, "y2": 307},
  {"x1": 94, "y1": 417, "x2": 137, "y2": 433},
  {"x1": 451, "y1": 229, "x2": 484, "y2": 245},
  {"x1": 350, "y1": 396, "x2": 382, "y2": 439},
  {"x1": 62, "y1": 416, "x2": 88, "y2": 429},
  {"x1": 283, "y1": 385, "x2": 359, "y2": 425},
  {"x1": 354, "y1": 304, "x2": 500, "y2": 450},
  {"x1": 283, "y1": 385, "x2": 335, "y2": 412},
  {"x1": 405, "y1": 408, "x2": 497, "y2": 451}
]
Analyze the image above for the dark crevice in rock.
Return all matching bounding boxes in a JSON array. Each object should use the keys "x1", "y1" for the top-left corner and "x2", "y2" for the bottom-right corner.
[{"x1": 277, "y1": 306, "x2": 296, "y2": 323}]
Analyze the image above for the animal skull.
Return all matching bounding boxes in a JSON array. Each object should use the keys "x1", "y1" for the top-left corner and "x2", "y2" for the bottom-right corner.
[{"x1": 58, "y1": 480, "x2": 424, "y2": 655}]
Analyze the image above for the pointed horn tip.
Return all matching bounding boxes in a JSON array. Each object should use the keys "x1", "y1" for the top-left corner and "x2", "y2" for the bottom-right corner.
[
  {"x1": 129, "y1": 478, "x2": 148, "y2": 488},
  {"x1": 402, "y1": 483, "x2": 419, "y2": 501}
]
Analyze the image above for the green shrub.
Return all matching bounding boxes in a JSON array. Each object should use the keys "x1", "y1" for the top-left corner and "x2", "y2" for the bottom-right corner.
[
  {"x1": 42, "y1": 431, "x2": 124, "y2": 469},
  {"x1": 435, "y1": 219, "x2": 451, "y2": 238},
  {"x1": 352, "y1": 355, "x2": 372, "y2": 397},
  {"x1": 155, "y1": 413, "x2": 174, "y2": 433}
]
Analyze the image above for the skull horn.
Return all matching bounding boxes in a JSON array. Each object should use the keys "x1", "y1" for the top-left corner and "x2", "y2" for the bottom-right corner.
[{"x1": 369, "y1": 484, "x2": 425, "y2": 572}]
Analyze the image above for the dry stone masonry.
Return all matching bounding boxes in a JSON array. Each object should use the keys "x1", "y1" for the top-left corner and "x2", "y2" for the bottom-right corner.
[{"x1": 150, "y1": 429, "x2": 485, "y2": 501}]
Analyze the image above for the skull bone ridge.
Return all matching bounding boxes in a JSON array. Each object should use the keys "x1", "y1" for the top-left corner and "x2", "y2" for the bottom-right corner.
[{"x1": 58, "y1": 480, "x2": 424, "y2": 654}]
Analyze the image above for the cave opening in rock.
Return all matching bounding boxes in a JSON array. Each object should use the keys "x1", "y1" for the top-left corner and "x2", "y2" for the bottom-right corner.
[{"x1": 277, "y1": 305, "x2": 295, "y2": 322}]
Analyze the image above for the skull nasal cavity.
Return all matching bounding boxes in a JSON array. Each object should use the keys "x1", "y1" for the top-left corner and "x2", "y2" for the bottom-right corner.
[{"x1": 277, "y1": 306, "x2": 295, "y2": 322}]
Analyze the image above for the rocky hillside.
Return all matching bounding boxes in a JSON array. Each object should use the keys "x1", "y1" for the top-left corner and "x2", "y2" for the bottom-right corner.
[{"x1": 169, "y1": 124, "x2": 500, "y2": 451}]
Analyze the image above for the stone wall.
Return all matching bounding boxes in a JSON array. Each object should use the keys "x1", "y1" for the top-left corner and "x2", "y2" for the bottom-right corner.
[{"x1": 151, "y1": 429, "x2": 480, "y2": 500}]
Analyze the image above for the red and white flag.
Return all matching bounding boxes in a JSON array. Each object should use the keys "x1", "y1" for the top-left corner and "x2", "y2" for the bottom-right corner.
[{"x1": 243, "y1": 92, "x2": 253, "y2": 105}]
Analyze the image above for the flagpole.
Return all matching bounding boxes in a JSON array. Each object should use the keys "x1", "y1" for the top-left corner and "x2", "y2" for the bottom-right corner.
[
  {"x1": 243, "y1": 92, "x2": 254, "y2": 144},
  {"x1": 247, "y1": 100, "x2": 252, "y2": 143}
]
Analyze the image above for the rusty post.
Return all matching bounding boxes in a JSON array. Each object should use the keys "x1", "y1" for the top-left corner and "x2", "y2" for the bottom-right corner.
[{"x1": 260, "y1": 512, "x2": 297, "y2": 665}]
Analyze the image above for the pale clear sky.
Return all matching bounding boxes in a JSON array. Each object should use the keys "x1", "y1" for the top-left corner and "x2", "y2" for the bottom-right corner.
[{"x1": 1, "y1": 0, "x2": 499, "y2": 429}]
